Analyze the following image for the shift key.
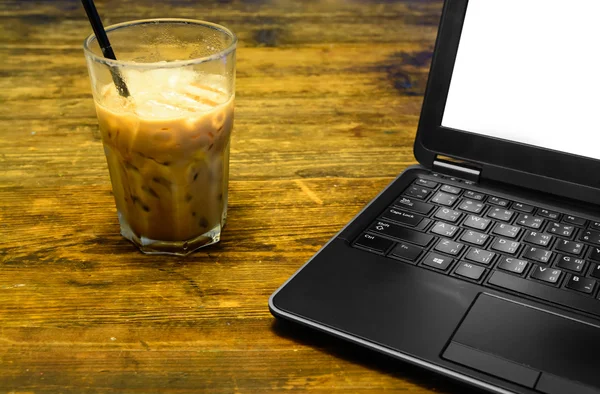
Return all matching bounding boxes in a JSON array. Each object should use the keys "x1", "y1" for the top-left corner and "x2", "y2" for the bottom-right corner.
[
  {"x1": 395, "y1": 196, "x2": 434, "y2": 215},
  {"x1": 369, "y1": 220, "x2": 434, "y2": 246}
]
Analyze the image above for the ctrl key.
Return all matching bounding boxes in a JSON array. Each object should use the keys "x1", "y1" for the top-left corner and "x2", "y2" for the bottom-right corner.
[{"x1": 353, "y1": 233, "x2": 393, "y2": 254}]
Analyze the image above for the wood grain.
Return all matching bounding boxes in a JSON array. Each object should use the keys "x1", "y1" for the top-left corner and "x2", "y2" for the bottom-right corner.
[{"x1": 0, "y1": 0, "x2": 479, "y2": 392}]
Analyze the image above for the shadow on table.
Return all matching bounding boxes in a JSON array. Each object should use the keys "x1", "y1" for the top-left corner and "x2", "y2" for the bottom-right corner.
[{"x1": 271, "y1": 319, "x2": 485, "y2": 394}]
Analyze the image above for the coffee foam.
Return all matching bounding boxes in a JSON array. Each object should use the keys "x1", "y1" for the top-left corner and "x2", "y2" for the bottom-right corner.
[{"x1": 100, "y1": 68, "x2": 229, "y2": 118}]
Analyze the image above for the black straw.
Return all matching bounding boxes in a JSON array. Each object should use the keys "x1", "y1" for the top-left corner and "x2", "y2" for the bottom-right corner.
[{"x1": 81, "y1": 0, "x2": 130, "y2": 97}]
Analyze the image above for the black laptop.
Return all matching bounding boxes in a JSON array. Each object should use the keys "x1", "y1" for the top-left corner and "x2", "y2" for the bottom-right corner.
[{"x1": 269, "y1": 0, "x2": 600, "y2": 393}]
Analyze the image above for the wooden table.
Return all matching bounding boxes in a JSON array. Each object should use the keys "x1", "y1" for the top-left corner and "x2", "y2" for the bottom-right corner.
[{"x1": 0, "y1": 0, "x2": 479, "y2": 392}]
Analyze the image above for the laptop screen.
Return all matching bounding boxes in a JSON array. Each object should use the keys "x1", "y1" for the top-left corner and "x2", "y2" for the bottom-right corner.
[{"x1": 441, "y1": 0, "x2": 600, "y2": 161}]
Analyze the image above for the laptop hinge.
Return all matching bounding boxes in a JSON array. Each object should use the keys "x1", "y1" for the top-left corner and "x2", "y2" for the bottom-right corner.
[{"x1": 433, "y1": 156, "x2": 481, "y2": 182}]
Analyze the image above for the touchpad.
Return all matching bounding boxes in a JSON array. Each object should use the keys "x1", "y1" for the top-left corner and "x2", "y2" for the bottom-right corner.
[{"x1": 443, "y1": 294, "x2": 600, "y2": 393}]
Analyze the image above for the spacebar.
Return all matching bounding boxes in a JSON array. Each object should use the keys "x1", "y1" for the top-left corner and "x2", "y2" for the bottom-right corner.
[{"x1": 488, "y1": 271, "x2": 600, "y2": 318}]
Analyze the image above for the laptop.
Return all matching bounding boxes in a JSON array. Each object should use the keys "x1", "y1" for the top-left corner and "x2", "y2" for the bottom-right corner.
[{"x1": 269, "y1": 0, "x2": 600, "y2": 393}]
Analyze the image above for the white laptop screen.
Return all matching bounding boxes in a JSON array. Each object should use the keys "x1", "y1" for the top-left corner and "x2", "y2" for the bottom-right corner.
[{"x1": 441, "y1": 0, "x2": 600, "y2": 161}]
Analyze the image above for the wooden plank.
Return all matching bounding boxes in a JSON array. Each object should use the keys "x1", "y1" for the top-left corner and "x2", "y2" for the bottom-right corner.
[{"x1": 0, "y1": 0, "x2": 466, "y2": 392}]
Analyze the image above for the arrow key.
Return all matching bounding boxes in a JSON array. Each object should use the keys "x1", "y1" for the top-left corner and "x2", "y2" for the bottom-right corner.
[{"x1": 529, "y1": 265, "x2": 562, "y2": 284}]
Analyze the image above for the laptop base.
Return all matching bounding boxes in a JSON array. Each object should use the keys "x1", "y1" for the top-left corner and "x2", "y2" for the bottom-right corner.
[{"x1": 270, "y1": 166, "x2": 600, "y2": 394}]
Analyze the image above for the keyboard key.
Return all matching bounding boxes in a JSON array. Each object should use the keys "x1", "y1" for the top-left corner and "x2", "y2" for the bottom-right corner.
[
  {"x1": 591, "y1": 264, "x2": 600, "y2": 279},
  {"x1": 522, "y1": 246, "x2": 552, "y2": 264},
  {"x1": 395, "y1": 196, "x2": 434, "y2": 215},
  {"x1": 491, "y1": 238, "x2": 521, "y2": 255},
  {"x1": 523, "y1": 231, "x2": 552, "y2": 247},
  {"x1": 464, "y1": 215, "x2": 492, "y2": 231},
  {"x1": 390, "y1": 242, "x2": 423, "y2": 262},
  {"x1": 512, "y1": 202, "x2": 534, "y2": 213},
  {"x1": 498, "y1": 256, "x2": 528, "y2": 274},
  {"x1": 405, "y1": 185, "x2": 431, "y2": 200},
  {"x1": 563, "y1": 215, "x2": 587, "y2": 227},
  {"x1": 460, "y1": 230, "x2": 489, "y2": 246},
  {"x1": 488, "y1": 271, "x2": 600, "y2": 318},
  {"x1": 431, "y1": 191, "x2": 458, "y2": 207},
  {"x1": 458, "y1": 199, "x2": 484, "y2": 214},
  {"x1": 516, "y1": 214, "x2": 544, "y2": 229},
  {"x1": 434, "y1": 207, "x2": 461, "y2": 223},
  {"x1": 548, "y1": 222, "x2": 575, "y2": 237},
  {"x1": 422, "y1": 253, "x2": 454, "y2": 270},
  {"x1": 416, "y1": 178, "x2": 438, "y2": 188},
  {"x1": 591, "y1": 222, "x2": 600, "y2": 231},
  {"x1": 380, "y1": 208, "x2": 424, "y2": 227},
  {"x1": 556, "y1": 255, "x2": 586, "y2": 273},
  {"x1": 555, "y1": 239, "x2": 584, "y2": 255},
  {"x1": 455, "y1": 262, "x2": 486, "y2": 280},
  {"x1": 431, "y1": 221, "x2": 459, "y2": 237},
  {"x1": 368, "y1": 221, "x2": 434, "y2": 247},
  {"x1": 492, "y1": 223, "x2": 521, "y2": 239},
  {"x1": 589, "y1": 247, "x2": 600, "y2": 262},
  {"x1": 579, "y1": 229, "x2": 600, "y2": 245},
  {"x1": 530, "y1": 265, "x2": 561, "y2": 284},
  {"x1": 488, "y1": 196, "x2": 509, "y2": 207},
  {"x1": 435, "y1": 239, "x2": 464, "y2": 256},
  {"x1": 487, "y1": 208, "x2": 514, "y2": 222},
  {"x1": 538, "y1": 209, "x2": 560, "y2": 220},
  {"x1": 464, "y1": 190, "x2": 485, "y2": 201},
  {"x1": 441, "y1": 184, "x2": 462, "y2": 195},
  {"x1": 354, "y1": 233, "x2": 393, "y2": 254},
  {"x1": 565, "y1": 275, "x2": 595, "y2": 294},
  {"x1": 464, "y1": 248, "x2": 495, "y2": 265}
]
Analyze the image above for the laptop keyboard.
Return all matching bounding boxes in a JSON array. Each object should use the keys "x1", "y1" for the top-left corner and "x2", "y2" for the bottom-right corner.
[{"x1": 353, "y1": 174, "x2": 600, "y2": 317}]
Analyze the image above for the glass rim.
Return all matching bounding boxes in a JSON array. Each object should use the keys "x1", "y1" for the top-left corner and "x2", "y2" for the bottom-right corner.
[{"x1": 83, "y1": 18, "x2": 237, "y2": 69}]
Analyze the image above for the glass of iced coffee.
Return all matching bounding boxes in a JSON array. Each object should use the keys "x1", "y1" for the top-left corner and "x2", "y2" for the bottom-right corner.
[{"x1": 83, "y1": 19, "x2": 236, "y2": 255}]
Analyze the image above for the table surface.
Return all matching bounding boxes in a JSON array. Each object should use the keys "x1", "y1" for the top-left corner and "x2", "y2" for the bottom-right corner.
[{"x1": 0, "y1": 0, "x2": 480, "y2": 392}]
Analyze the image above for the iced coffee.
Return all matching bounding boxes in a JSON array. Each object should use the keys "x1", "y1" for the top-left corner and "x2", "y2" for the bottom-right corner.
[
  {"x1": 94, "y1": 68, "x2": 233, "y2": 253},
  {"x1": 84, "y1": 19, "x2": 237, "y2": 255}
]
